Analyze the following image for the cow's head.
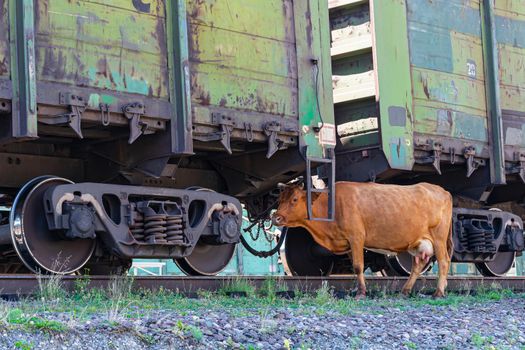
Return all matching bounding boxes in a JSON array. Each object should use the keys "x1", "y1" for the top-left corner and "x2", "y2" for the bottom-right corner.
[{"x1": 272, "y1": 184, "x2": 309, "y2": 226}]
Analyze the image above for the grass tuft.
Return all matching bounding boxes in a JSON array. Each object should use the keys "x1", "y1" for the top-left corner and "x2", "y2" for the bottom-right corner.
[
  {"x1": 36, "y1": 273, "x2": 66, "y2": 303},
  {"x1": 220, "y1": 277, "x2": 256, "y2": 298},
  {"x1": 14, "y1": 340, "x2": 33, "y2": 350}
]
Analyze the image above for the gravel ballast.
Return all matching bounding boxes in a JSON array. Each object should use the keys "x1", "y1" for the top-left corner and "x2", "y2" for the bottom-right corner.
[{"x1": 0, "y1": 293, "x2": 524, "y2": 349}]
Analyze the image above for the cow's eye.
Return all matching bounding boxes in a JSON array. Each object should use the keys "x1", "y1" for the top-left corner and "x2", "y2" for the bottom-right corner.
[{"x1": 292, "y1": 197, "x2": 298, "y2": 203}]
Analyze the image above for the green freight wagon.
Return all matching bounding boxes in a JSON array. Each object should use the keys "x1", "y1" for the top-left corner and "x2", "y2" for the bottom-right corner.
[
  {"x1": 281, "y1": 0, "x2": 525, "y2": 277},
  {"x1": 330, "y1": 0, "x2": 525, "y2": 189},
  {"x1": 0, "y1": 0, "x2": 335, "y2": 276}
]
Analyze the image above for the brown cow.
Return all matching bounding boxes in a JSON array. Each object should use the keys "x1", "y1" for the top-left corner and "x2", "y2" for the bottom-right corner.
[{"x1": 272, "y1": 182, "x2": 453, "y2": 298}]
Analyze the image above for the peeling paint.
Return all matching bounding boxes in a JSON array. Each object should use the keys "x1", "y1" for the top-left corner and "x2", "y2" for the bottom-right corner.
[
  {"x1": 505, "y1": 127, "x2": 523, "y2": 146},
  {"x1": 87, "y1": 93, "x2": 117, "y2": 109},
  {"x1": 35, "y1": 0, "x2": 168, "y2": 99}
]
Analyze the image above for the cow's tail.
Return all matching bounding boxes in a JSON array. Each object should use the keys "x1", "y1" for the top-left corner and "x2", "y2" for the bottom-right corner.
[
  {"x1": 446, "y1": 195, "x2": 454, "y2": 258},
  {"x1": 446, "y1": 221, "x2": 454, "y2": 258}
]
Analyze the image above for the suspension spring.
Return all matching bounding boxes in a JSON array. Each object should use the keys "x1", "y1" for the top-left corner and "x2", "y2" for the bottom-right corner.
[
  {"x1": 130, "y1": 211, "x2": 145, "y2": 241},
  {"x1": 485, "y1": 230, "x2": 496, "y2": 252},
  {"x1": 144, "y1": 213, "x2": 168, "y2": 244},
  {"x1": 165, "y1": 214, "x2": 187, "y2": 245},
  {"x1": 457, "y1": 222, "x2": 469, "y2": 250},
  {"x1": 465, "y1": 220, "x2": 490, "y2": 252},
  {"x1": 468, "y1": 230, "x2": 486, "y2": 252}
]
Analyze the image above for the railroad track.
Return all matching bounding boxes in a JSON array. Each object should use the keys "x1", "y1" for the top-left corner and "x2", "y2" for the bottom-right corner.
[{"x1": 2, "y1": 275, "x2": 525, "y2": 297}]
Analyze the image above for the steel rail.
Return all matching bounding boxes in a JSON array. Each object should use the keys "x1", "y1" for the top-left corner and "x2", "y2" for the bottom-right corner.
[{"x1": 2, "y1": 275, "x2": 525, "y2": 296}]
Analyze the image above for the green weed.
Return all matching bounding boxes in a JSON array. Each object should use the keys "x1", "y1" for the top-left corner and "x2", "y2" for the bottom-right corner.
[
  {"x1": 7, "y1": 309, "x2": 65, "y2": 332},
  {"x1": 188, "y1": 325, "x2": 204, "y2": 342},
  {"x1": 14, "y1": 340, "x2": 32, "y2": 350},
  {"x1": 470, "y1": 332, "x2": 495, "y2": 348},
  {"x1": 404, "y1": 341, "x2": 417, "y2": 349},
  {"x1": 220, "y1": 277, "x2": 256, "y2": 298}
]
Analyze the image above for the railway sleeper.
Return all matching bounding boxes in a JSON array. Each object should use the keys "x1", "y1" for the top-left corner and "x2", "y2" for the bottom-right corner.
[{"x1": 0, "y1": 176, "x2": 242, "y2": 275}]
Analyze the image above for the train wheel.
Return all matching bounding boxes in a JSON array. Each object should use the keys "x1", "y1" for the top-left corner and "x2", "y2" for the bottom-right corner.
[
  {"x1": 175, "y1": 242, "x2": 236, "y2": 276},
  {"x1": 10, "y1": 176, "x2": 96, "y2": 274},
  {"x1": 381, "y1": 252, "x2": 432, "y2": 277},
  {"x1": 280, "y1": 227, "x2": 334, "y2": 276},
  {"x1": 475, "y1": 252, "x2": 515, "y2": 277},
  {"x1": 174, "y1": 186, "x2": 236, "y2": 276}
]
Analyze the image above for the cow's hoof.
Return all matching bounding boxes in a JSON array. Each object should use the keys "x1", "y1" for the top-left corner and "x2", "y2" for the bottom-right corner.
[
  {"x1": 399, "y1": 291, "x2": 411, "y2": 298},
  {"x1": 354, "y1": 293, "x2": 366, "y2": 301},
  {"x1": 400, "y1": 289, "x2": 411, "y2": 297},
  {"x1": 432, "y1": 290, "x2": 445, "y2": 298}
]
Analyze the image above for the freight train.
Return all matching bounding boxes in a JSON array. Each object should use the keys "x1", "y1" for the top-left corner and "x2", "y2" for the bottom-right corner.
[
  {"x1": 280, "y1": 0, "x2": 525, "y2": 278},
  {"x1": 0, "y1": 0, "x2": 336, "y2": 275}
]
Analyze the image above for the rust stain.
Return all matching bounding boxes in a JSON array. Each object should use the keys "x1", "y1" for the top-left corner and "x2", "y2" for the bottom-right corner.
[
  {"x1": 422, "y1": 78, "x2": 430, "y2": 99},
  {"x1": 192, "y1": 76, "x2": 211, "y2": 105},
  {"x1": 0, "y1": 57, "x2": 7, "y2": 75},
  {"x1": 305, "y1": 1, "x2": 313, "y2": 48},
  {"x1": 97, "y1": 58, "x2": 109, "y2": 79},
  {"x1": 0, "y1": 0, "x2": 7, "y2": 43},
  {"x1": 405, "y1": 102, "x2": 412, "y2": 122}
]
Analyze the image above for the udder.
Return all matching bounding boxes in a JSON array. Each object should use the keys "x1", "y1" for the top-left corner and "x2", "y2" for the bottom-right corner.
[{"x1": 408, "y1": 239, "x2": 434, "y2": 265}]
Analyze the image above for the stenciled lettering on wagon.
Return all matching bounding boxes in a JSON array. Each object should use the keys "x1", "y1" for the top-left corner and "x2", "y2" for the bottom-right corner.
[{"x1": 132, "y1": 0, "x2": 151, "y2": 13}]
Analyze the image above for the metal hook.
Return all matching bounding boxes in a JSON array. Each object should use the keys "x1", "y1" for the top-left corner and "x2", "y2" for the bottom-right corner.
[
  {"x1": 244, "y1": 122, "x2": 254, "y2": 142},
  {"x1": 99, "y1": 103, "x2": 110, "y2": 126}
]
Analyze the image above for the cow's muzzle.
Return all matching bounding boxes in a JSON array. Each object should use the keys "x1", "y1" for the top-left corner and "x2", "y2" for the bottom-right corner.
[{"x1": 272, "y1": 214, "x2": 285, "y2": 226}]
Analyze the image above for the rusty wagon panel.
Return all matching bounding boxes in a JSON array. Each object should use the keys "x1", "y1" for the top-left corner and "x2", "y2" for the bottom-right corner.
[
  {"x1": 330, "y1": 0, "x2": 525, "y2": 204},
  {"x1": 35, "y1": 0, "x2": 170, "y2": 100},
  {"x1": 0, "y1": 0, "x2": 335, "y2": 200}
]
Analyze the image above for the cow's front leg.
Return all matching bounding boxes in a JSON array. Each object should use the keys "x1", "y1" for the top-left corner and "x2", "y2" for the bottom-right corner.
[
  {"x1": 349, "y1": 247, "x2": 366, "y2": 299},
  {"x1": 401, "y1": 256, "x2": 425, "y2": 296}
]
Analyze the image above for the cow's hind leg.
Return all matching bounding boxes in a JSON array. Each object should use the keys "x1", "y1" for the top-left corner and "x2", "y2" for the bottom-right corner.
[
  {"x1": 432, "y1": 222, "x2": 452, "y2": 298},
  {"x1": 433, "y1": 239, "x2": 450, "y2": 298},
  {"x1": 349, "y1": 246, "x2": 366, "y2": 299},
  {"x1": 400, "y1": 256, "x2": 426, "y2": 296}
]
